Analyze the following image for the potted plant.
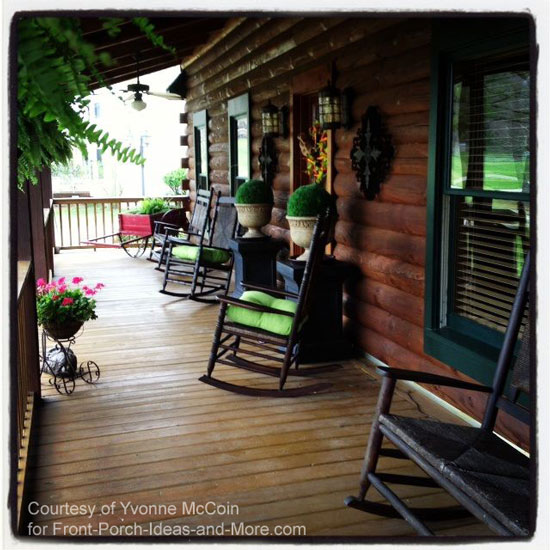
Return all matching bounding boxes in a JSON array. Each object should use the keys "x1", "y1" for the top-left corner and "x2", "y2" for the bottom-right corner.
[
  {"x1": 119, "y1": 197, "x2": 171, "y2": 235},
  {"x1": 234, "y1": 179, "x2": 274, "y2": 238},
  {"x1": 36, "y1": 277, "x2": 105, "y2": 339},
  {"x1": 287, "y1": 122, "x2": 332, "y2": 260}
]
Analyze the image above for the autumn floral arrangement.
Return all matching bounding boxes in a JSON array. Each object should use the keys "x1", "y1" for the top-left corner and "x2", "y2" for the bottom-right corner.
[
  {"x1": 36, "y1": 277, "x2": 105, "y2": 338},
  {"x1": 297, "y1": 121, "x2": 328, "y2": 185}
]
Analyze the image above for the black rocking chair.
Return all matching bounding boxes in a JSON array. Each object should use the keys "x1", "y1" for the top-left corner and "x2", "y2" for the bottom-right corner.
[
  {"x1": 199, "y1": 210, "x2": 341, "y2": 397},
  {"x1": 160, "y1": 190, "x2": 238, "y2": 302},
  {"x1": 345, "y1": 252, "x2": 533, "y2": 536},
  {"x1": 150, "y1": 189, "x2": 213, "y2": 270}
]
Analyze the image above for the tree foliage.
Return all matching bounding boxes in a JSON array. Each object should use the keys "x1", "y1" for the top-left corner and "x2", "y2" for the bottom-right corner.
[{"x1": 17, "y1": 17, "x2": 175, "y2": 189}]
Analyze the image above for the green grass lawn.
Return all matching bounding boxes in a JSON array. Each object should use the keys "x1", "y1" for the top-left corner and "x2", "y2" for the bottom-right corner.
[{"x1": 451, "y1": 153, "x2": 529, "y2": 192}]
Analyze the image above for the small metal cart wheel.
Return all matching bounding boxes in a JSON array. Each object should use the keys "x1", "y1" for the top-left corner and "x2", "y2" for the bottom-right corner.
[
  {"x1": 120, "y1": 234, "x2": 150, "y2": 257},
  {"x1": 53, "y1": 373, "x2": 76, "y2": 395},
  {"x1": 79, "y1": 361, "x2": 101, "y2": 384}
]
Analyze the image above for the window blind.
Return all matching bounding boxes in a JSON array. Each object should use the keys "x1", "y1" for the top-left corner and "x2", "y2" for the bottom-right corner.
[{"x1": 453, "y1": 197, "x2": 529, "y2": 332}]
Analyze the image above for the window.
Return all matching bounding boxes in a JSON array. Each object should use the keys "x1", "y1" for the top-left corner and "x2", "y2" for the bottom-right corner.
[
  {"x1": 425, "y1": 21, "x2": 531, "y2": 384},
  {"x1": 228, "y1": 93, "x2": 250, "y2": 195},
  {"x1": 194, "y1": 110, "x2": 209, "y2": 190}
]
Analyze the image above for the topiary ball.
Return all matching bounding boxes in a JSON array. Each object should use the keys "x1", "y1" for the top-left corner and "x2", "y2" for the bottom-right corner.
[
  {"x1": 235, "y1": 179, "x2": 274, "y2": 205},
  {"x1": 287, "y1": 183, "x2": 332, "y2": 217}
]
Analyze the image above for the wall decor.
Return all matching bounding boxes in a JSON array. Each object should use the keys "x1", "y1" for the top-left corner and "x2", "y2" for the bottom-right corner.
[
  {"x1": 350, "y1": 106, "x2": 394, "y2": 200},
  {"x1": 258, "y1": 136, "x2": 277, "y2": 187}
]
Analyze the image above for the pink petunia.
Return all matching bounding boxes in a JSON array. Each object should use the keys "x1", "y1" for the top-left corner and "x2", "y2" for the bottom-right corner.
[
  {"x1": 36, "y1": 278, "x2": 46, "y2": 287},
  {"x1": 72, "y1": 277, "x2": 84, "y2": 284},
  {"x1": 85, "y1": 288, "x2": 96, "y2": 296},
  {"x1": 57, "y1": 277, "x2": 66, "y2": 285},
  {"x1": 57, "y1": 285, "x2": 67, "y2": 294},
  {"x1": 95, "y1": 283, "x2": 105, "y2": 290},
  {"x1": 61, "y1": 297, "x2": 74, "y2": 306},
  {"x1": 82, "y1": 285, "x2": 89, "y2": 291}
]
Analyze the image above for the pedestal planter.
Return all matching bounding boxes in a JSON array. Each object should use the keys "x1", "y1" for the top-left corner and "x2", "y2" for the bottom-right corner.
[
  {"x1": 235, "y1": 203, "x2": 272, "y2": 238},
  {"x1": 43, "y1": 320, "x2": 83, "y2": 340},
  {"x1": 287, "y1": 216, "x2": 317, "y2": 260}
]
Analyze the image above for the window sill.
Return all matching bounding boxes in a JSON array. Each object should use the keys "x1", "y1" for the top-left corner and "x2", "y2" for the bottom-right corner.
[{"x1": 424, "y1": 327, "x2": 500, "y2": 386}]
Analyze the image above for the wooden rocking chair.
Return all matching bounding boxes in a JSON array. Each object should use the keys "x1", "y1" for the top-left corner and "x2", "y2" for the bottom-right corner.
[
  {"x1": 345, "y1": 253, "x2": 533, "y2": 536},
  {"x1": 160, "y1": 190, "x2": 238, "y2": 302},
  {"x1": 199, "y1": 210, "x2": 341, "y2": 397},
  {"x1": 150, "y1": 189, "x2": 213, "y2": 270}
]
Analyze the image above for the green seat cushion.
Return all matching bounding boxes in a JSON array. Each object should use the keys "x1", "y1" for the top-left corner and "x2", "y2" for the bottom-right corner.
[
  {"x1": 226, "y1": 290, "x2": 297, "y2": 336},
  {"x1": 172, "y1": 244, "x2": 231, "y2": 265}
]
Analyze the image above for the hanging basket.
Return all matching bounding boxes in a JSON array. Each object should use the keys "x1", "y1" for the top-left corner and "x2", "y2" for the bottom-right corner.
[{"x1": 43, "y1": 320, "x2": 84, "y2": 340}]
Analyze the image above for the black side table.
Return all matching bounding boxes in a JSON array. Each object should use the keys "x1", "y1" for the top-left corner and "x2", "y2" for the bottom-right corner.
[
  {"x1": 230, "y1": 237, "x2": 283, "y2": 298},
  {"x1": 277, "y1": 256, "x2": 355, "y2": 363}
]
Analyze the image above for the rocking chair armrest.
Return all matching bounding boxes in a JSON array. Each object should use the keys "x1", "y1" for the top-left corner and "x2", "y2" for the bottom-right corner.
[
  {"x1": 376, "y1": 366, "x2": 493, "y2": 393},
  {"x1": 154, "y1": 220, "x2": 179, "y2": 231},
  {"x1": 241, "y1": 282, "x2": 299, "y2": 298},
  {"x1": 166, "y1": 235, "x2": 196, "y2": 246},
  {"x1": 218, "y1": 296, "x2": 295, "y2": 317}
]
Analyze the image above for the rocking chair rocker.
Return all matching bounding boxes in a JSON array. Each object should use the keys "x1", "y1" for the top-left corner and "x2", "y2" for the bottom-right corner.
[
  {"x1": 160, "y1": 190, "x2": 238, "y2": 302},
  {"x1": 150, "y1": 189, "x2": 213, "y2": 270},
  {"x1": 199, "y1": 210, "x2": 341, "y2": 397},
  {"x1": 345, "y1": 252, "x2": 533, "y2": 536}
]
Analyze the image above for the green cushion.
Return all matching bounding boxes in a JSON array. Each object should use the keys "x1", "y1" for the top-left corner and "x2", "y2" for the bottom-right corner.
[
  {"x1": 172, "y1": 244, "x2": 231, "y2": 265},
  {"x1": 226, "y1": 290, "x2": 297, "y2": 336}
]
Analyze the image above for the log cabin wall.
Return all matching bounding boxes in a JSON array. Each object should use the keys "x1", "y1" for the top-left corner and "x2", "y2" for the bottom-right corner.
[{"x1": 183, "y1": 17, "x2": 527, "y2": 448}]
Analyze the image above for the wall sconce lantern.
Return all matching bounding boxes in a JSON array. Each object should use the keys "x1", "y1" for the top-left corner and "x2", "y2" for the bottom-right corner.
[
  {"x1": 259, "y1": 102, "x2": 288, "y2": 186},
  {"x1": 261, "y1": 101, "x2": 288, "y2": 138},
  {"x1": 318, "y1": 64, "x2": 353, "y2": 130},
  {"x1": 261, "y1": 101, "x2": 280, "y2": 137}
]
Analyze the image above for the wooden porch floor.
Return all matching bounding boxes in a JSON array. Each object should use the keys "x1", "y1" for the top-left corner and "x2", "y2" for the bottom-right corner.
[{"x1": 26, "y1": 250, "x2": 492, "y2": 539}]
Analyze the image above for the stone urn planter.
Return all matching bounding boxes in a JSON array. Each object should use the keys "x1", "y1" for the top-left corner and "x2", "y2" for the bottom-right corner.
[
  {"x1": 287, "y1": 216, "x2": 317, "y2": 261},
  {"x1": 235, "y1": 203, "x2": 272, "y2": 238}
]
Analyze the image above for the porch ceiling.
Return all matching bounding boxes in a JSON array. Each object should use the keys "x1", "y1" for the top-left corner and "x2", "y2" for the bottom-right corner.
[{"x1": 83, "y1": 16, "x2": 231, "y2": 89}]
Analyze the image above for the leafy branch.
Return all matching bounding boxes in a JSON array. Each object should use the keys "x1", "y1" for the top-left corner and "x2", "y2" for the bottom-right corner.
[{"x1": 16, "y1": 16, "x2": 174, "y2": 188}]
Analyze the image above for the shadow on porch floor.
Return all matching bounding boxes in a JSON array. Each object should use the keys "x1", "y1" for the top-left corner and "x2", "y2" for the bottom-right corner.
[{"x1": 26, "y1": 249, "x2": 492, "y2": 538}]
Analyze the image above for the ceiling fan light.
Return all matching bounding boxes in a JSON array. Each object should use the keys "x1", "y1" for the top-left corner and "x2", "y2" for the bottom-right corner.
[{"x1": 132, "y1": 98, "x2": 146, "y2": 111}]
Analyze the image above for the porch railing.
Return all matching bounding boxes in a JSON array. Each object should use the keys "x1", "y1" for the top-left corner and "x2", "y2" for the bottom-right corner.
[
  {"x1": 52, "y1": 196, "x2": 189, "y2": 250},
  {"x1": 16, "y1": 261, "x2": 41, "y2": 530}
]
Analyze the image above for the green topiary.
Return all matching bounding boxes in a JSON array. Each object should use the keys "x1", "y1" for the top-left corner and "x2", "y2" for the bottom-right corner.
[
  {"x1": 287, "y1": 183, "x2": 332, "y2": 217},
  {"x1": 235, "y1": 179, "x2": 274, "y2": 205}
]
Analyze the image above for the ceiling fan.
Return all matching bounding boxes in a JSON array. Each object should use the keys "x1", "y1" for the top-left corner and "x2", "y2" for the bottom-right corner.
[{"x1": 121, "y1": 54, "x2": 183, "y2": 111}]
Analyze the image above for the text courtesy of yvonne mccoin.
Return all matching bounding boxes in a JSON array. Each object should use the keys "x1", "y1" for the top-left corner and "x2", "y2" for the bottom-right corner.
[{"x1": 26, "y1": 500, "x2": 307, "y2": 537}]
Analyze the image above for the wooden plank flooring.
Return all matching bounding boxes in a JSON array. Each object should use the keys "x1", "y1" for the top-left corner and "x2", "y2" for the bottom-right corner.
[{"x1": 25, "y1": 250, "x2": 491, "y2": 539}]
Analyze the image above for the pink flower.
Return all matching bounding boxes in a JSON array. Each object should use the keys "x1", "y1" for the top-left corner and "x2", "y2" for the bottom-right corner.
[
  {"x1": 72, "y1": 277, "x2": 84, "y2": 284},
  {"x1": 85, "y1": 288, "x2": 96, "y2": 296},
  {"x1": 95, "y1": 283, "x2": 105, "y2": 290},
  {"x1": 82, "y1": 285, "x2": 89, "y2": 291},
  {"x1": 57, "y1": 285, "x2": 67, "y2": 294},
  {"x1": 61, "y1": 297, "x2": 74, "y2": 306},
  {"x1": 52, "y1": 294, "x2": 61, "y2": 301},
  {"x1": 36, "y1": 278, "x2": 46, "y2": 287},
  {"x1": 57, "y1": 277, "x2": 66, "y2": 285}
]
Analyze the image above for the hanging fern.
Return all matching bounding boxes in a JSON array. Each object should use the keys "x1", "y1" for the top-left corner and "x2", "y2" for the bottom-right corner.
[{"x1": 16, "y1": 16, "x2": 176, "y2": 188}]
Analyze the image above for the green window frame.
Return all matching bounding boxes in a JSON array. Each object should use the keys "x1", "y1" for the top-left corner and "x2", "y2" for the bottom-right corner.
[
  {"x1": 228, "y1": 92, "x2": 251, "y2": 195},
  {"x1": 194, "y1": 110, "x2": 209, "y2": 191},
  {"x1": 424, "y1": 18, "x2": 532, "y2": 385}
]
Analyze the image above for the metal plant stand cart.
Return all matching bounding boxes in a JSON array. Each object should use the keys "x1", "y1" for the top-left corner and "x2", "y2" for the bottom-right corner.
[{"x1": 40, "y1": 327, "x2": 100, "y2": 395}]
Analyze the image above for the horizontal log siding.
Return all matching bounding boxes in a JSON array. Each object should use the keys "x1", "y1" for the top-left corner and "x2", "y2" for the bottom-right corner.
[{"x1": 183, "y1": 17, "x2": 526, "y2": 447}]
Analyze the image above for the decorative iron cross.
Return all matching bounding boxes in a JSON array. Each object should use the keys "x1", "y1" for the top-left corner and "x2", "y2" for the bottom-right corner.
[{"x1": 350, "y1": 106, "x2": 394, "y2": 200}]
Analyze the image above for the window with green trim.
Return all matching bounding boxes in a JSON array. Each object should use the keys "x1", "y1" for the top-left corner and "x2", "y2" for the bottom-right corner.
[
  {"x1": 194, "y1": 110, "x2": 209, "y2": 190},
  {"x1": 228, "y1": 93, "x2": 250, "y2": 195},
  {"x1": 425, "y1": 21, "x2": 531, "y2": 384}
]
